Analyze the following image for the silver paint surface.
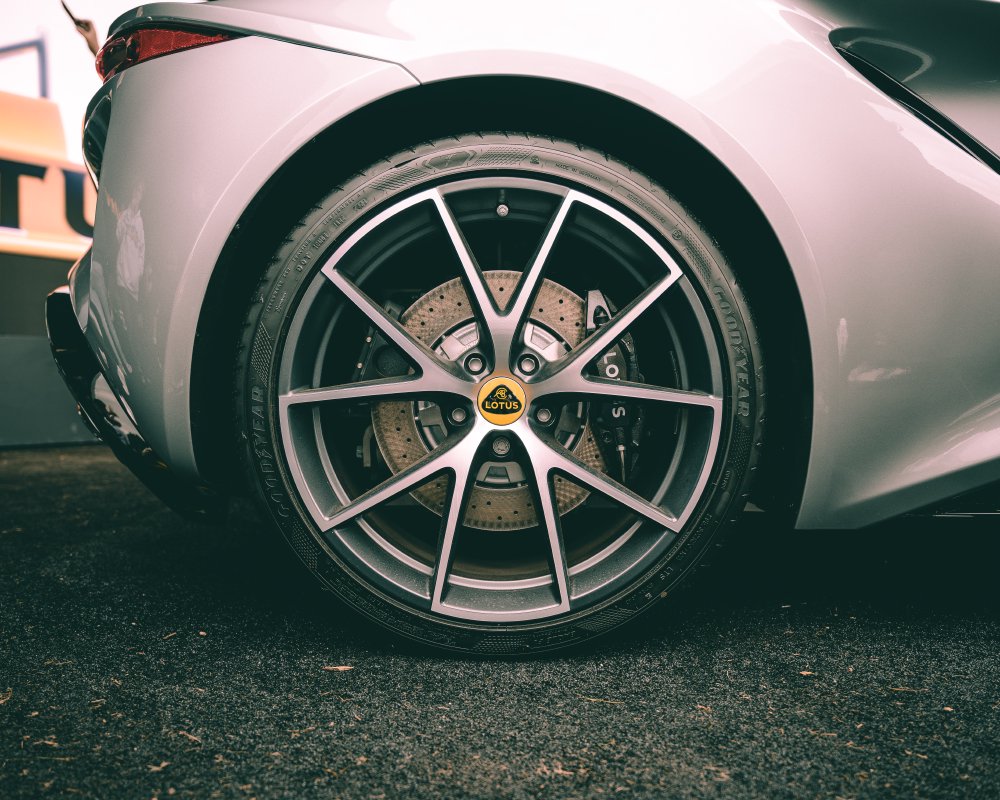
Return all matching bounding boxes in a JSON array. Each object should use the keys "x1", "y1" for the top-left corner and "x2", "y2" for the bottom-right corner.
[
  {"x1": 79, "y1": 35, "x2": 416, "y2": 472},
  {"x1": 81, "y1": 0, "x2": 1000, "y2": 527}
]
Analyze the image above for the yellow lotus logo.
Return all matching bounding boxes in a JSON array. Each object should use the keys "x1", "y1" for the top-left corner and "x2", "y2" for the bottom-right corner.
[{"x1": 477, "y1": 377, "x2": 526, "y2": 425}]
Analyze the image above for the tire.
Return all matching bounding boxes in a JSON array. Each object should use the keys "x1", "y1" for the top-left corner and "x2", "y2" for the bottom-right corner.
[{"x1": 235, "y1": 132, "x2": 764, "y2": 654}]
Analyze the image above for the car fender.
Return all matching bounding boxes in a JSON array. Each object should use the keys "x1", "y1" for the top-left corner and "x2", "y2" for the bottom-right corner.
[{"x1": 81, "y1": 36, "x2": 416, "y2": 473}]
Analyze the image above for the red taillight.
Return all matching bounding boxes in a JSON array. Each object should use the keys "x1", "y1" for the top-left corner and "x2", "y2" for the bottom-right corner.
[{"x1": 96, "y1": 28, "x2": 240, "y2": 81}]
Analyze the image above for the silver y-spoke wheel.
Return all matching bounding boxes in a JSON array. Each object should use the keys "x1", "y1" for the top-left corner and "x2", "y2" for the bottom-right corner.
[{"x1": 239, "y1": 134, "x2": 762, "y2": 651}]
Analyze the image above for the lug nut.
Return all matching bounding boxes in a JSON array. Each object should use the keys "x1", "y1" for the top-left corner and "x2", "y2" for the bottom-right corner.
[
  {"x1": 465, "y1": 354, "x2": 486, "y2": 375},
  {"x1": 496, "y1": 203, "x2": 510, "y2": 218},
  {"x1": 491, "y1": 437, "x2": 512, "y2": 457},
  {"x1": 450, "y1": 407, "x2": 468, "y2": 425},
  {"x1": 518, "y1": 354, "x2": 539, "y2": 375},
  {"x1": 535, "y1": 407, "x2": 553, "y2": 425}
]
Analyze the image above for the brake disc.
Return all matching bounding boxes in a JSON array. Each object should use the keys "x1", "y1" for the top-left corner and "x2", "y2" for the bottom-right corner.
[{"x1": 371, "y1": 270, "x2": 607, "y2": 531}]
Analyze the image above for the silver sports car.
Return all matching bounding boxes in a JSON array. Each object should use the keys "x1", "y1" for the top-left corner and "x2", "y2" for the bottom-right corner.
[{"x1": 47, "y1": 0, "x2": 1000, "y2": 652}]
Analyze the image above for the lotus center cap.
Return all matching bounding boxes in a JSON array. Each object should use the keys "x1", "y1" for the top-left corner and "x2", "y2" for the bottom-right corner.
[{"x1": 477, "y1": 376, "x2": 527, "y2": 425}]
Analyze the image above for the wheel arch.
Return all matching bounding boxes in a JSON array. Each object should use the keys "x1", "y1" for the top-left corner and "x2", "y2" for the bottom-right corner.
[{"x1": 192, "y1": 76, "x2": 812, "y2": 517}]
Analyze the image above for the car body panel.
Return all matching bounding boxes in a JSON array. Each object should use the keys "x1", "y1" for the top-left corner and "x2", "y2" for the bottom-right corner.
[
  {"x1": 808, "y1": 0, "x2": 1000, "y2": 159},
  {"x1": 77, "y1": 35, "x2": 415, "y2": 472},
  {"x1": 83, "y1": 0, "x2": 1000, "y2": 527}
]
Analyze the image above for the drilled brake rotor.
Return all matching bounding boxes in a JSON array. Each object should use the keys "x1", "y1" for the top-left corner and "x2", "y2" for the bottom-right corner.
[{"x1": 371, "y1": 270, "x2": 607, "y2": 531}]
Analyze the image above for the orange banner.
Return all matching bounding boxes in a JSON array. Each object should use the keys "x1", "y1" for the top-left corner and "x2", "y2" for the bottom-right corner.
[{"x1": 0, "y1": 90, "x2": 95, "y2": 261}]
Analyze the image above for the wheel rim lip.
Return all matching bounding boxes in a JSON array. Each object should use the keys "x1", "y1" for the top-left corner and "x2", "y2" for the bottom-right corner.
[{"x1": 274, "y1": 170, "x2": 727, "y2": 623}]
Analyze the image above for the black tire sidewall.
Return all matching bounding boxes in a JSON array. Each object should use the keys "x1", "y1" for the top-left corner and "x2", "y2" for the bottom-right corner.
[{"x1": 235, "y1": 134, "x2": 763, "y2": 654}]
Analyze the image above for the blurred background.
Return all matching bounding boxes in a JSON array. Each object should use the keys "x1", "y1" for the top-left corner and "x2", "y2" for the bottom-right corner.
[{"x1": 0, "y1": 1, "x2": 193, "y2": 447}]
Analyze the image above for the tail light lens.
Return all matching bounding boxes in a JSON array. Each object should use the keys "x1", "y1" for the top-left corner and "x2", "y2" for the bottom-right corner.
[{"x1": 96, "y1": 28, "x2": 241, "y2": 81}]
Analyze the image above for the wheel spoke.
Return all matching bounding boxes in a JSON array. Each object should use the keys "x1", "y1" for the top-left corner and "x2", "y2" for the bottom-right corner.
[
  {"x1": 430, "y1": 188, "x2": 502, "y2": 338},
  {"x1": 528, "y1": 429, "x2": 678, "y2": 531},
  {"x1": 323, "y1": 426, "x2": 483, "y2": 531},
  {"x1": 535, "y1": 374, "x2": 721, "y2": 411},
  {"x1": 548, "y1": 272, "x2": 681, "y2": 380},
  {"x1": 429, "y1": 460, "x2": 477, "y2": 610},
  {"x1": 279, "y1": 375, "x2": 433, "y2": 408},
  {"x1": 505, "y1": 192, "x2": 576, "y2": 337},
  {"x1": 324, "y1": 269, "x2": 462, "y2": 390},
  {"x1": 430, "y1": 188, "x2": 578, "y2": 372},
  {"x1": 524, "y1": 444, "x2": 572, "y2": 612},
  {"x1": 323, "y1": 452, "x2": 445, "y2": 531}
]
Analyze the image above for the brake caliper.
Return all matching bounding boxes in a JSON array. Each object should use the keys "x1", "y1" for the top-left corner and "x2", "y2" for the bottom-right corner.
[{"x1": 585, "y1": 289, "x2": 645, "y2": 483}]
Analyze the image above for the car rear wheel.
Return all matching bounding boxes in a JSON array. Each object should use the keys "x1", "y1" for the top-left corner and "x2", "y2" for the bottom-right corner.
[{"x1": 235, "y1": 133, "x2": 764, "y2": 653}]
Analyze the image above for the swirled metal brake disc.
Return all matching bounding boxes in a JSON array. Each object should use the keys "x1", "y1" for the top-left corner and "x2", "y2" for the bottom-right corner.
[{"x1": 371, "y1": 270, "x2": 607, "y2": 531}]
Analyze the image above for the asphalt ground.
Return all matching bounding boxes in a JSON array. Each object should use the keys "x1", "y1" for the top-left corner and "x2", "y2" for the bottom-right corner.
[{"x1": 1, "y1": 445, "x2": 999, "y2": 799}]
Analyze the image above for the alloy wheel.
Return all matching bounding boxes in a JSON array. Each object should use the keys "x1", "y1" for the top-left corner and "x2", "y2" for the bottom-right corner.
[{"x1": 274, "y1": 175, "x2": 726, "y2": 623}]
